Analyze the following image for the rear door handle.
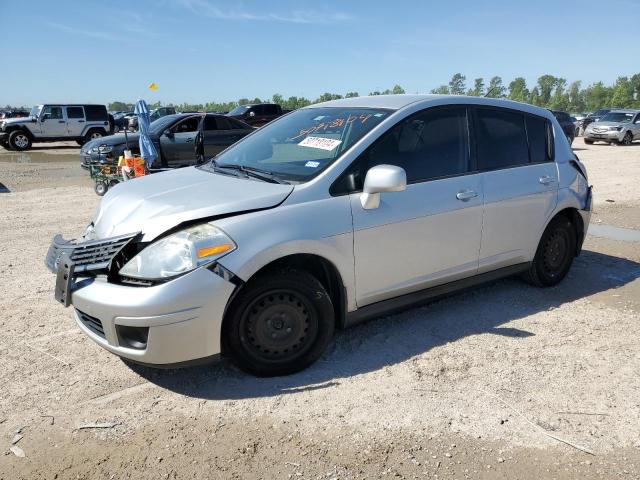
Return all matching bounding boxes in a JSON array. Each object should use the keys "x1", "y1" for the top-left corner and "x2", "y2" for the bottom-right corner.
[
  {"x1": 185, "y1": 137, "x2": 193, "y2": 143},
  {"x1": 539, "y1": 175, "x2": 555, "y2": 185},
  {"x1": 456, "y1": 189, "x2": 478, "y2": 201}
]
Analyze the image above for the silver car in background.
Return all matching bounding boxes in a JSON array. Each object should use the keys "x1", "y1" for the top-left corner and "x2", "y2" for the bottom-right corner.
[
  {"x1": 46, "y1": 95, "x2": 592, "y2": 376},
  {"x1": 583, "y1": 109, "x2": 640, "y2": 145}
]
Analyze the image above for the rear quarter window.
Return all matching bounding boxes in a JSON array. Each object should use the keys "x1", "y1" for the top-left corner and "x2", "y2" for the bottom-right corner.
[
  {"x1": 525, "y1": 115, "x2": 551, "y2": 164},
  {"x1": 84, "y1": 105, "x2": 108, "y2": 121}
]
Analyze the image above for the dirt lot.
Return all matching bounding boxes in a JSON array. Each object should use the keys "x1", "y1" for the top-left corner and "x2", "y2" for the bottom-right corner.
[{"x1": 1, "y1": 140, "x2": 639, "y2": 479}]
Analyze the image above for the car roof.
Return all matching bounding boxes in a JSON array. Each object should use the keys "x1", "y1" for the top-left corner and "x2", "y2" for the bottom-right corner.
[
  {"x1": 609, "y1": 109, "x2": 640, "y2": 114},
  {"x1": 306, "y1": 94, "x2": 553, "y2": 117}
]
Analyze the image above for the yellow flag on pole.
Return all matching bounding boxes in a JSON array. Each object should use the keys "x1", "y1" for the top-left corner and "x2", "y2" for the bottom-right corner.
[{"x1": 148, "y1": 82, "x2": 158, "y2": 91}]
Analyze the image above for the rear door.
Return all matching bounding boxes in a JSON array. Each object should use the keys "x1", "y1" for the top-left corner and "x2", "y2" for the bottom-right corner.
[
  {"x1": 349, "y1": 106, "x2": 484, "y2": 306},
  {"x1": 202, "y1": 115, "x2": 247, "y2": 156},
  {"x1": 474, "y1": 107, "x2": 558, "y2": 272},
  {"x1": 65, "y1": 106, "x2": 85, "y2": 137}
]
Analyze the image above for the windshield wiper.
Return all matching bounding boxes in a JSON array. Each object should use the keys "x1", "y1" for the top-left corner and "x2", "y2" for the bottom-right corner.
[{"x1": 214, "y1": 163, "x2": 289, "y2": 184}]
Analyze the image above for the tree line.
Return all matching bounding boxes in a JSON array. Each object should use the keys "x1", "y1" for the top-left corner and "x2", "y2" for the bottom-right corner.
[{"x1": 103, "y1": 73, "x2": 638, "y2": 114}]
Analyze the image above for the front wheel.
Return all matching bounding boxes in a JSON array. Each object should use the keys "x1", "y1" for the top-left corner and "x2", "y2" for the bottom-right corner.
[
  {"x1": 622, "y1": 132, "x2": 633, "y2": 146},
  {"x1": 523, "y1": 216, "x2": 576, "y2": 287},
  {"x1": 8, "y1": 130, "x2": 32, "y2": 151},
  {"x1": 223, "y1": 269, "x2": 335, "y2": 376},
  {"x1": 584, "y1": 138, "x2": 594, "y2": 145},
  {"x1": 94, "y1": 181, "x2": 108, "y2": 196}
]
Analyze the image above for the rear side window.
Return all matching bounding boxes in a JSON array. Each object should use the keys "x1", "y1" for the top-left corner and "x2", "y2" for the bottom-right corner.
[
  {"x1": 84, "y1": 105, "x2": 107, "y2": 121},
  {"x1": 66, "y1": 106, "x2": 84, "y2": 119},
  {"x1": 475, "y1": 108, "x2": 529, "y2": 170},
  {"x1": 525, "y1": 115, "x2": 550, "y2": 164},
  {"x1": 203, "y1": 115, "x2": 218, "y2": 131},
  {"x1": 229, "y1": 118, "x2": 249, "y2": 129},
  {"x1": 215, "y1": 117, "x2": 232, "y2": 130},
  {"x1": 263, "y1": 104, "x2": 278, "y2": 115}
]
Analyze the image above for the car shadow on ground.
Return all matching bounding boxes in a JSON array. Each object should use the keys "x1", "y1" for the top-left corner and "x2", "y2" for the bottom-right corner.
[{"x1": 128, "y1": 249, "x2": 640, "y2": 400}]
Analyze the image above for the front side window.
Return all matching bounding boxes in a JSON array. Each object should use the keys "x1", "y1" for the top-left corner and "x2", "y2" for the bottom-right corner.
[
  {"x1": 475, "y1": 108, "x2": 529, "y2": 170},
  {"x1": 42, "y1": 106, "x2": 63, "y2": 120},
  {"x1": 172, "y1": 116, "x2": 199, "y2": 133},
  {"x1": 355, "y1": 107, "x2": 469, "y2": 185},
  {"x1": 30, "y1": 105, "x2": 43, "y2": 118},
  {"x1": 203, "y1": 115, "x2": 218, "y2": 131},
  {"x1": 66, "y1": 106, "x2": 84, "y2": 119},
  {"x1": 206, "y1": 107, "x2": 391, "y2": 182}
]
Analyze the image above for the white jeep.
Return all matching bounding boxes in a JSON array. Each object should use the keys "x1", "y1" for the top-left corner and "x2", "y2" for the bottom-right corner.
[{"x1": 0, "y1": 104, "x2": 111, "y2": 151}]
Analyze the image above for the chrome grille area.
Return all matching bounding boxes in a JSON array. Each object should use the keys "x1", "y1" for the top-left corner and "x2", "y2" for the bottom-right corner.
[{"x1": 76, "y1": 310, "x2": 105, "y2": 339}]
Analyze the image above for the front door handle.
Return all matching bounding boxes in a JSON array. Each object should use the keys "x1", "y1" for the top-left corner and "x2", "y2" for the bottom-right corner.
[
  {"x1": 185, "y1": 137, "x2": 193, "y2": 143},
  {"x1": 58, "y1": 120, "x2": 66, "y2": 123},
  {"x1": 539, "y1": 175, "x2": 555, "y2": 185},
  {"x1": 456, "y1": 189, "x2": 478, "y2": 201}
]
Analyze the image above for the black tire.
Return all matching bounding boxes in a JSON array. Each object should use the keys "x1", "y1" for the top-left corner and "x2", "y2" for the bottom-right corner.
[
  {"x1": 523, "y1": 216, "x2": 576, "y2": 287},
  {"x1": 0, "y1": 140, "x2": 11, "y2": 150},
  {"x1": 84, "y1": 129, "x2": 104, "y2": 145},
  {"x1": 584, "y1": 138, "x2": 594, "y2": 145},
  {"x1": 94, "y1": 182, "x2": 108, "y2": 196},
  {"x1": 76, "y1": 140, "x2": 84, "y2": 146},
  {"x1": 622, "y1": 132, "x2": 633, "y2": 146},
  {"x1": 223, "y1": 269, "x2": 335, "y2": 376},
  {"x1": 8, "y1": 130, "x2": 32, "y2": 151},
  {"x1": 108, "y1": 179, "x2": 120, "y2": 189}
]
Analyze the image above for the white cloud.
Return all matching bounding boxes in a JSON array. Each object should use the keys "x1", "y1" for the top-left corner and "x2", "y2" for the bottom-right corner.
[
  {"x1": 45, "y1": 22, "x2": 117, "y2": 41},
  {"x1": 179, "y1": 0, "x2": 352, "y2": 24}
]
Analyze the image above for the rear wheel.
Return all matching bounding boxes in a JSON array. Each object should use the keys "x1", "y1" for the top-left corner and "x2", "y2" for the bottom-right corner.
[
  {"x1": 223, "y1": 269, "x2": 335, "y2": 376},
  {"x1": 523, "y1": 216, "x2": 576, "y2": 287},
  {"x1": 622, "y1": 132, "x2": 633, "y2": 146},
  {"x1": 8, "y1": 130, "x2": 32, "y2": 151},
  {"x1": 584, "y1": 138, "x2": 594, "y2": 145},
  {"x1": 84, "y1": 129, "x2": 104, "y2": 144}
]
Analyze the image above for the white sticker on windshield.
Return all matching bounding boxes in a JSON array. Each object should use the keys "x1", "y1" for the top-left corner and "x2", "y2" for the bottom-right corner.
[
  {"x1": 305, "y1": 161, "x2": 320, "y2": 168},
  {"x1": 298, "y1": 136, "x2": 342, "y2": 151}
]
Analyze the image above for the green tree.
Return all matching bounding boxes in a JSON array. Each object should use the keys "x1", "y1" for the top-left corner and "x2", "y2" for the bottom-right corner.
[
  {"x1": 345, "y1": 91, "x2": 359, "y2": 98},
  {"x1": 392, "y1": 84, "x2": 406, "y2": 94},
  {"x1": 430, "y1": 85, "x2": 450, "y2": 94},
  {"x1": 316, "y1": 92, "x2": 343, "y2": 103},
  {"x1": 238, "y1": 98, "x2": 250, "y2": 106},
  {"x1": 448, "y1": 73, "x2": 466, "y2": 95},
  {"x1": 610, "y1": 76, "x2": 634, "y2": 108},
  {"x1": 467, "y1": 78, "x2": 485, "y2": 96},
  {"x1": 486, "y1": 76, "x2": 506, "y2": 98},
  {"x1": 108, "y1": 101, "x2": 134, "y2": 112},
  {"x1": 567, "y1": 81, "x2": 585, "y2": 112},
  {"x1": 549, "y1": 78, "x2": 569, "y2": 110},
  {"x1": 584, "y1": 82, "x2": 612, "y2": 111},
  {"x1": 507, "y1": 77, "x2": 529, "y2": 103},
  {"x1": 529, "y1": 87, "x2": 542, "y2": 106},
  {"x1": 536, "y1": 75, "x2": 557, "y2": 106},
  {"x1": 271, "y1": 93, "x2": 284, "y2": 105},
  {"x1": 631, "y1": 73, "x2": 640, "y2": 107}
]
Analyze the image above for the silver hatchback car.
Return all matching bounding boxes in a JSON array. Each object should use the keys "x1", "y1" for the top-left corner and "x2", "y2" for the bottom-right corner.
[{"x1": 46, "y1": 95, "x2": 592, "y2": 376}]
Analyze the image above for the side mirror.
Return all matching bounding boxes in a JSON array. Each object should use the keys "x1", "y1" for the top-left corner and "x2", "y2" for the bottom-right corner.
[
  {"x1": 360, "y1": 164, "x2": 406, "y2": 210},
  {"x1": 249, "y1": 111, "x2": 256, "y2": 117},
  {"x1": 163, "y1": 129, "x2": 174, "y2": 138}
]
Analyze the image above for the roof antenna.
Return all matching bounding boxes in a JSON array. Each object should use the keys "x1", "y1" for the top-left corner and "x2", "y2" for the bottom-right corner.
[{"x1": 484, "y1": 87, "x2": 497, "y2": 98}]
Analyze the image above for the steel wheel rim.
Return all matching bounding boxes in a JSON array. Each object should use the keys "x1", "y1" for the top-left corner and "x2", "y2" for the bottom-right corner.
[
  {"x1": 91, "y1": 132, "x2": 102, "y2": 140},
  {"x1": 623, "y1": 133, "x2": 632, "y2": 145},
  {"x1": 240, "y1": 289, "x2": 318, "y2": 363},
  {"x1": 542, "y1": 229, "x2": 569, "y2": 278}
]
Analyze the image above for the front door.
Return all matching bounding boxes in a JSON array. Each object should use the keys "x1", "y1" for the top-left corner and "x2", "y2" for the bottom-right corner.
[
  {"x1": 160, "y1": 116, "x2": 200, "y2": 167},
  {"x1": 40, "y1": 106, "x2": 67, "y2": 137},
  {"x1": 349, "y1": 106, "x2": 484, "y2": 307},
  {"x1": 473, "y1": 107, "x2": 559, "y2": 272}
]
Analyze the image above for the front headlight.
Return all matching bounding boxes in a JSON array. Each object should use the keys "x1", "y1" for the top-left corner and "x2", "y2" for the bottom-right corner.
[{"x1": 119, "y1": 223, "x2": 236, "y2": 280}]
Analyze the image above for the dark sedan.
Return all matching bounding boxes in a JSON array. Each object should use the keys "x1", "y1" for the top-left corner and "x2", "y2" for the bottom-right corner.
[
  {"x1": 81, "y1": 113, "x2": 253, "y2": 169},
  {"x1": 550, "y1": 110, "x2": 576, "y2": 145}
]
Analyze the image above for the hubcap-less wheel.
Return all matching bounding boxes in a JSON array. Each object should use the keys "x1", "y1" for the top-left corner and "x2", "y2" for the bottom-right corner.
[
  {"x1": 94, "y1": 182, "x2": 108, "y2": 196},
  {"x1": 623, "y1": 133, "x2": 632, "y2": 146},
  {"x1": 240, "y1": 290, "x2": 318, "y2": 363},
  {"x1": 541, "y1": 229, "x2": 569, "y2": 279},
  {"x1": 90, "y1": 132, "x2": 103, "y2": 140}
]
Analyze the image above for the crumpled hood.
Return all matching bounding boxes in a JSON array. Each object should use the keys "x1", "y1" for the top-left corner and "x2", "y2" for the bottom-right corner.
[
  {"x1": 2, "y1": 117, "x2": 31, "y2": 127},
  {"x1": 92, "y1": 166, "x2": 294, "y2": 241},
  {"x1": 82, "y1": 133, "x2": 141, "y2": 153}
]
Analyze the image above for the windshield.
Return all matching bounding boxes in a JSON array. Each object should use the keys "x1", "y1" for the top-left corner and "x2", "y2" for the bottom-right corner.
[
  {"x1": 228, "y1": 105, "x2": 250, "y2": 116},
  {"x1": 207, "y1": 107, "x2": 391, "y2": 182},
  {"x1": 600, "y1": 112, "x2": 634, "y2": 123},
  {"x1": 30, "y1": 105, "x2": 42, "y2": 118},
  {"x1": 149, "y1": 115, "x2": 180, "y2": 135}
]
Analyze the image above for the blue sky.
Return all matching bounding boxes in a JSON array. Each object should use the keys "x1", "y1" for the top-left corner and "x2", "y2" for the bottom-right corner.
[{"x1": 1, "y1": 0, "x2": 638, "y2": 107}]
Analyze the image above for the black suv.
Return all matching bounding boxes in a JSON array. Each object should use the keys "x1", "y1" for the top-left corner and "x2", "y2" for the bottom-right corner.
[{"x1": 550, "y1": 110, "x2": 576, "y2": 145}]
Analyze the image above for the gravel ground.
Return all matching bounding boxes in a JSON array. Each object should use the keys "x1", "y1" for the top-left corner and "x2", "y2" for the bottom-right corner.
[{"x1": 1, "y1": 140, "x2": 639, "y2": 479}]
